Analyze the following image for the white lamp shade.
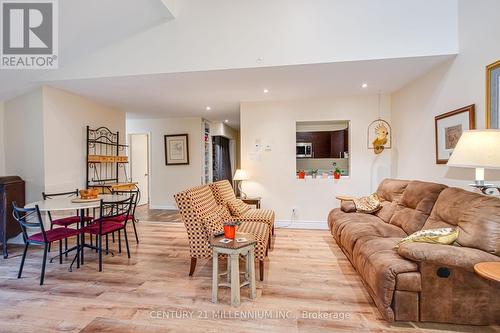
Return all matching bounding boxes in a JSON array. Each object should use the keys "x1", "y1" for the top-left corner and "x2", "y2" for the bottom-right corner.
[
  {"x1": 233, "y1": 169, "x2": 249, "y2": 181},
  {"x1": 447, "y1": 130, "x2": 500, "y2": 169}
]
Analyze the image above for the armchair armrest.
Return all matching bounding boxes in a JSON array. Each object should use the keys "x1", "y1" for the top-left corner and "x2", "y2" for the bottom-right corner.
[{"x1": 397, "y1": 242, "x2": 500, "y2": 272}]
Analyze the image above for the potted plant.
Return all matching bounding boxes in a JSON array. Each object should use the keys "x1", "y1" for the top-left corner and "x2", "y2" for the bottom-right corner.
[
  {"x1": 332, "y1": 162, "x2": 341, "y2": 179},
  {"x1": 333, "y1": 167, "x2": 342, "y2": 179},
  {"x1": 298, "y1": 170, "x2": 306, "y2": 179},
  {"x1": 223, "y1": 220, "x2": 241, "y2": 239},
  {"x1": 311, "y1": 169, "x2": 318, "y2": 179}
]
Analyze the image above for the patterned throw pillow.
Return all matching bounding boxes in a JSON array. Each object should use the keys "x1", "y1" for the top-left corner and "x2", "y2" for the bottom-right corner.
[
  {"x1": 394, "y1": 227, "x2": 459, "y2": 249},
  {"x1": 226, "y1": 199, "x2": 251, "y2": 217},
  {"x1": 201, "y1": 211, "x2": 224, "y2": 235},
  {"x1": 353, "y1": 193, "x2": 382, "y2": 214}
]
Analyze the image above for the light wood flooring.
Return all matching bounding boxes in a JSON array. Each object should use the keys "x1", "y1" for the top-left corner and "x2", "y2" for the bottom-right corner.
[{"x1": 0, "y1": 214, "x2": 498, "y2": 333}]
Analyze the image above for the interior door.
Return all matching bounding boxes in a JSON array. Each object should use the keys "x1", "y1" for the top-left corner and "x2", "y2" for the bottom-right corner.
[{"x1": 130, "y1": 134, "x2": 149, "y2": 206}]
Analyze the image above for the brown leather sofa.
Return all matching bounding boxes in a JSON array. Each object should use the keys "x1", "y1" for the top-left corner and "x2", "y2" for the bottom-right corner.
[{"x1": 328, "y1": 179, "x2": 500, "y2": 325}]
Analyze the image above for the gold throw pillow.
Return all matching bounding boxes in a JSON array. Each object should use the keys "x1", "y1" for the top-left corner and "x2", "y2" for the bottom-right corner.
[
  {"x1": 353, "y1": 193, "x2": 381, "y2": 214},
  {"x1": 394, "y1": 227, "x2": 459, "y2": 249}
]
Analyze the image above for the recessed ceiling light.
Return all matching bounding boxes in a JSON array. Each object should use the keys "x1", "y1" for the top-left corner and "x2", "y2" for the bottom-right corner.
[
  {"x1": 263, "y1": 89, "x2": 269, "y2": 94},
  {"x1": 206, "y1": 106, "x2": 211, "y2": 111},
  {"x1": 224, "y1": 119, "x2": 229, "y2": 123},
  {"x1": 361, "y1": 83, "x2": 368, "y2": 88}
]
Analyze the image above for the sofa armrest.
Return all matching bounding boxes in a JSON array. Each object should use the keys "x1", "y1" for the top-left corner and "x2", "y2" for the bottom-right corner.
[{"x1": 397, "y1": 243, "x2": 500, "y2": 273}]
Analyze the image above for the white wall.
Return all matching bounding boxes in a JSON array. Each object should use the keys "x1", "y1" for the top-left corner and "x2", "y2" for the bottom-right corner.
[
  {"x1": 4, "y1": 89, "x2": 45, "y2": 202},
  {"x1": 42, "y1": 86, "x2": 126, "y2": 193},
  {"x1": 49, "y1": 0, "x2": 458, "y2": 80},
  {"x1": 240, "y1": 95, "x2": 392, "y2": 227},
  {"x1": 392, "y1": 0, "x2": 500, "y2": 186},
  {"x1": 126, "y1": 117, "x2": 203, "y2": 209},
  {"x1": 0, "y1": 101, "x2": 5, "y2": 176},
  {"x1": 3, "y1": 87, "x2": 125, "y2": 202}
]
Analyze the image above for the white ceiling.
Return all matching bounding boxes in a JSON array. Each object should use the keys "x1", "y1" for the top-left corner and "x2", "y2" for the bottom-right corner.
[
  {"x1": 47, "y1": 55, "x2": 454, "y2": 128},
  {"x1": 0, "y1": 0, "x2": 173, "y2": 101}
]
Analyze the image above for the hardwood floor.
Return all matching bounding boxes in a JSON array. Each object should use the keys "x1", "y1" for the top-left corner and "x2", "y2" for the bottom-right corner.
[
  {"x1": 135, "y1": 205, "x2": 181, "y2": 222},
  {"x1": 0, "y1": 215, "x2": 498, "y2": 333}
]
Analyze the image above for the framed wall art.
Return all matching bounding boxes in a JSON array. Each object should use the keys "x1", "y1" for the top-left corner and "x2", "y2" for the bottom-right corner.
[
  {"x1": 435, "y1": 104, "x2": 475, "y2": 164},
  {"x1": 486, "y1": 60, "x2": 500, "y2": 128},
  {"x1": 164, "y1": 134, "x2": 189, "y2": 165}
]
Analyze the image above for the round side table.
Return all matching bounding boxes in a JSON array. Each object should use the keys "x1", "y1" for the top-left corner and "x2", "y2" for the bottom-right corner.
[{"x1": 474, "y1": 262, "x2": 500, "y2": 283}]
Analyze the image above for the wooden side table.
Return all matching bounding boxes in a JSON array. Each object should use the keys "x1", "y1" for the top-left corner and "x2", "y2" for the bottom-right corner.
[
  {"x1": 211, "y1": 233, "x2": 257, "y2": 306},
  {"x1": 239, "y1": 197, "x2": 261, "y2": 209},
  {"x1": 474, "y1": 262, "x2": 500, "y2": 283}
]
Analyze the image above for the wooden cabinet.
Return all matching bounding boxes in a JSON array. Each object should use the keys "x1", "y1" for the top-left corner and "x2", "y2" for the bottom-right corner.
[
  {"x1": 311, "y1": 131, "x2": 331, "y2": 158},
  {"x1": 330, "y1": 128, "x2": 348, "y2": 158},
  {"x1": 0, "y1": 176, "x2": 24, "y2": 258},
  {"x1": 297, "y1": 129, "x2": 348, "y2": 158}
]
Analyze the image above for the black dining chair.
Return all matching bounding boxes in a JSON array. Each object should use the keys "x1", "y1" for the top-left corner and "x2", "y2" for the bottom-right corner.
[
  {"x1": 82, "y1": 195, "x2": 134, "y2": 272},
  {"x1": 42, "y1": 189, "x2": 94, "y2": 254},
  {"x1": 12, "y1": 202, "x2": 81, "y2": 285},
  {"x1": 110, "y1": 188, "x2": 140, "y2": 244}
]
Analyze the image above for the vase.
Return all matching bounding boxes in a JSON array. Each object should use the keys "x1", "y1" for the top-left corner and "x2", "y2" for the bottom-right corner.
[
  {"x1": 298, "y1": 171, "x2": 305, "y2": 179},
  {"x1": 224, "y1": 225, "x2": 236, "y2": 239},
  {"x1": 334, "y1": 172, "x2": 341, "y2": 180}
]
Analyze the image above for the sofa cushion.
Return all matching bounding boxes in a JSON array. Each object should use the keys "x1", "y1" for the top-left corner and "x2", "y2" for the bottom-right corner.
[
  {"x1": 423, "y1": 187, "x2": 500, "y2": 255},
  {"x1": 237, "y1": 221, "x2": 270, "y2": 260},
  {"x1": 389, "y1": 181, "x2": 447, "y2": 235},
  {"x1": 376, "y1": 178, "x2": 409, "y2": 202},
  {"x1": 374, "y1": 179, "x2": 409, "y2": 222},
  {"x1": 353, "y1": 237, "x2": 419, "y2": 322},
  {"x1": 339, "y1": 217, "x2": 407, "y2": 257},
  {"x1": 238, "y1": 208, "x2": 275, "y2": 229}
]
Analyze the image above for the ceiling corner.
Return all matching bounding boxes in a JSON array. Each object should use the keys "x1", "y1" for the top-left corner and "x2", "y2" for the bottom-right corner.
[{"x1": 160, "y1": 0, "x2": 177, "y2": 19}]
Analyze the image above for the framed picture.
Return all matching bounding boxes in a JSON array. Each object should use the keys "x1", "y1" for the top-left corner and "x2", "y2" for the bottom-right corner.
[
  {"x1": 435, "y1": 105, "x2": 475, "y2": 164},
  {"x1": 486, "y1": 60, "x2": 500, "y2": 128},
  {"x1": 164, "y1": 134, "x2": 189, "y2": 165}
]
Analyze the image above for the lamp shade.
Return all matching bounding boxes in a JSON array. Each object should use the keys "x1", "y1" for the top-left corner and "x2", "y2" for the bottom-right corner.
[
  {"x1": 233, "y1": 169, "x2": 249, "y2": 181},
  {"x1": 447, "y1": 130, "x2": 500, "y2": 169}
]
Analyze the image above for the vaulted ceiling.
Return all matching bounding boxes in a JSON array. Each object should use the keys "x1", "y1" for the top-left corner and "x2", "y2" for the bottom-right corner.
[{"x1": 0, "y1": 0, "x2": 459, "y2": 127}]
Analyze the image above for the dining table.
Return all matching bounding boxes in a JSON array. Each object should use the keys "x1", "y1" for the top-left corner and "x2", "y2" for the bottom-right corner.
[{"x1": 25, "y1": 194, "x2": 131, "y2": 270}]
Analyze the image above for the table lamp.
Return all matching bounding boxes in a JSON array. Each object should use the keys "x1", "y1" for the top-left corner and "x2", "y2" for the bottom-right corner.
[
  {"x1": 447, "y1": 130, "x2": 500, "y2": 190},
  {"x1": 233, "y1": 169, "x2": 249, "y2": 198}
]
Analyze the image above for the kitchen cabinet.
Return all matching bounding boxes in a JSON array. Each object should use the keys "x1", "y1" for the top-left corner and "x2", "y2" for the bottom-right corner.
[{"x1": 296, "y1": 129, "x2": 348, "y2": 158}]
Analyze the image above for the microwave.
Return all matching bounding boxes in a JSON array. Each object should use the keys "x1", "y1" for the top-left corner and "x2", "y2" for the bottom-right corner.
[{"x1": 296, "y1": 142, "x2": 312, "y2": 158}]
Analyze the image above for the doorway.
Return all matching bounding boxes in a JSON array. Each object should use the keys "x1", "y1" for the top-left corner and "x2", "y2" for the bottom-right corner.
[
  {"x1": 212, "y1": 136, "x2": 234, "y2": 182},
  {"x1": 129, "y1": 133, "x2": 150, "y2": 206}
]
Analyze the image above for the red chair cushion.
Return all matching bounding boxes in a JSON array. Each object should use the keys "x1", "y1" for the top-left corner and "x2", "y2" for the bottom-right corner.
[
  {"x1": 51, "y1": 215, "x2": 93, "y2": 227},
  {"x1": 107, "y1": 214, "x2": 133, "y2": 223},
  {"x1": 82, "y1": 220, "x2": 124, "y2": 235},
  {"x1": 28, "y1": 227, "x2": 81, "y2": 243}
]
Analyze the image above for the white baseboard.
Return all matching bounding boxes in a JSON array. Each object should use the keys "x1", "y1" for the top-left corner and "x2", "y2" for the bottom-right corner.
[
  {"x1": 275, "y1": 220, "x2": 328, "y2": 230},
  {"x1": 149, "y1": 204, "x2": 178, "y2": 210}
]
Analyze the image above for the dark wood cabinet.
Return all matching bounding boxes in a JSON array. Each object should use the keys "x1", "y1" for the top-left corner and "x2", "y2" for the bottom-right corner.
[
  {"x1": 297, "y1": 129, "x2": 348, "y2": 158},
  {"x1": 0, "y1": 176, "x2": 24, "y2": 259},
  {"x1": 311, "y1": 131, "x2": 331, "y2": 158}
]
